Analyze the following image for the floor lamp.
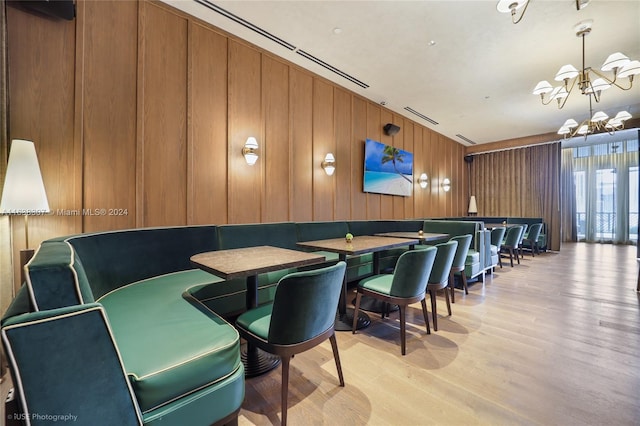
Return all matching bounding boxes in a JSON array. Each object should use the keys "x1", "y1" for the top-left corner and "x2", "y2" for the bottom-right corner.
[{"x1": 0, "y1": 139, "x2": 50, "y2": 288}]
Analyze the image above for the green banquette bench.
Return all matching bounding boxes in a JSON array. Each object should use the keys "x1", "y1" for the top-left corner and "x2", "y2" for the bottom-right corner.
[{"x1": 2, "y1": 218, "x2": 488, "y2": 425}]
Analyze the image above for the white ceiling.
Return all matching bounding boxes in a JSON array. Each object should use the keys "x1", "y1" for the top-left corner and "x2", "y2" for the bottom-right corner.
[{"x1": 163, "y1": 0, "x2": 640, "y2": 146}]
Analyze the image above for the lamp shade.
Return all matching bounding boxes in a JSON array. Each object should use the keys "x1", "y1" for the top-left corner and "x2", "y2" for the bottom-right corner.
[
  {"x1": 554, "y1": 64, "x2": 579, "y2": 81},
  {"x1": 590, "y1": 111, "x2": 608, "y2": 122},
  {"x1": 468, "y1": 195, "x2": 478, "y2": 214},
  {"x1": 0, "y1": 139, "x2": 50, "y2": 215},
  {"x1": 618, "y1": 60, "x2": 640, "y2": 78},
  {"x1": 321, "y1": 153, "x2": 336, "y2": 176},
  {"x1": 532, "y1": 80, "x2": 553, "y2": 95},
  {"x1": 601, "y1": 52, "x2": 630, "y2": 72},
  {"x1": 242, "y1": 137, "x2": 259, "y2": 165},
  {"x1": 613, "y1": 111, "x2": 632, "y2": 121}
]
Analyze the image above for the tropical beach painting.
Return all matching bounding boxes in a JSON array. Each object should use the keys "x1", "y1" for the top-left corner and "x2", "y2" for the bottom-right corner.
[{"x1": 363, "y1": 138, "x2": 414, "y2": 197}]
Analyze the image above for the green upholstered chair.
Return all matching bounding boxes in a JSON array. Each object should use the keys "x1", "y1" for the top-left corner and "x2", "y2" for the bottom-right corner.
[
  {"x1": 1, "y1": 304, "x2": 143, "y2": 426},
  {"x1": 501, "y1": 225, "x2": 524, "y2": 267},
  {"x1": 235, "y1": 261, "x2": 347, "y2": 426},
  {"x1": 427, "y1": 241, "x2": 458, "y2": 331},
  {"x1": 522, "y1": 223, "x2": 543, "y2": 257},
  {"x1": 351, "y1": 247, "x2": 437, "y2": 355},
  {"x1": 448, "y1": 234, "x2": 473, "y2": 303},
  {"x1": 517, "y1": 223, "x2": 528, "y2": 260},
  {"x1": 490, "y1": 227, "x2": 507, "y2": 268}
]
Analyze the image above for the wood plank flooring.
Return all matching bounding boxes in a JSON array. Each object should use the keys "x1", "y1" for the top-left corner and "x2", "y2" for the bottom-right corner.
[
  {"x1": 1, "y1": 243, "x2": 638, "y2": 425},
  {"x1": 238, "y1": 243, "x2": 640, "y2": 425}
]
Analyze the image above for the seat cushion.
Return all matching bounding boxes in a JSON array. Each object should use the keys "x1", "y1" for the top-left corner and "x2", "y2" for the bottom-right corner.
[
  {"x1": 466, "y1": 250, "x2": 480, "y2": 264},
  {"x1": 98, "y1": 269, "x2": 241, "y2": 414},
  {"x1": 235, "y1": 304, "x2": 273, "y2": 340},
  {"x1": 359, "y1": 274, "x2": 393, "y2": 295}
]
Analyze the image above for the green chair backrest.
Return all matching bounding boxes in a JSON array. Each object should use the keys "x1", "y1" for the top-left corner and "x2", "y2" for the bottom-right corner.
[
  {"x1": 389, "y1": 246, "x2": 437, "y2": 298},
  {"x1": 503, "y1": 225, "x2": 523, "y2": 247},
  {"x1": 491, "y1": 227, "x2": 506, "y2": 248},
  {"x1": 428, "y1": 241, "x2": 458, "y2": 285},
  {"x1": 268, "y1": 261, "x2": 346, "y2": 345},
  {"x1": 449, "y1": 234, "x2": 472, "y2": 270},
  {"x1": 527, "y1": 223, "x2": 543, "y2": 242},
  {"x1": 517, "y1": 224, "x2": 528, "y2": 244}
]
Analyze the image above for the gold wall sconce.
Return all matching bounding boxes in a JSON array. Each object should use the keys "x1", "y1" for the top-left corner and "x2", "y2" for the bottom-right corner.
[
  {"x1": 418, "y1": 173, "x2": 428, "y2": 189},
  {"x1": 242, "y1": 137, "x2": 259, "y2": 165},
  {"x1": 442, "y1": 178, "x2": 451, "y2": 192},
  {"x1": 321, "y1": 153, "x2": 336, "y2": 176}
]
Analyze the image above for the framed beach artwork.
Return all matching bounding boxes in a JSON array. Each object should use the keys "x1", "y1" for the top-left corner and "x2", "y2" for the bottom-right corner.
[{"x1": 363, "y1": 138, "x2": 414, "y2": 197}]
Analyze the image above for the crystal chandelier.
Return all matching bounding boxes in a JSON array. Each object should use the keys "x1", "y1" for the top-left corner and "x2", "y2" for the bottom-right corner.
[{"x1": 532, "y1": 20, "x2": 638, "y2": 139}]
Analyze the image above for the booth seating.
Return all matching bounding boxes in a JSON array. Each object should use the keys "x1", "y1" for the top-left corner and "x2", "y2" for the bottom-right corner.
[
  {"x1": 2, "y1": 218, "x2": 492, "y2": 425},
  {"x1": 444, "y1": 216, "x2": 548, "y2": 252}
]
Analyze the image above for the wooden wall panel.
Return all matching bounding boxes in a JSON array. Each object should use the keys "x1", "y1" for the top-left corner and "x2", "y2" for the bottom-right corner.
[
  {"x1": 379, "y1": 110, "x2": 393, "y2": 219},
  {"x1": 366, "y1": 103, "x2": 381, "y2": 219},
  {"x1": 227, "y1": 40, "x2": 262, "y2": 224},
  {"x1": 413, "y1": 125, "x2": 425, "y2": 217},
  {"x1": 7, "y1": 4, "x2": 79, "y2": 285},
  {"x1": 351, "y1": 97, "x2": 368, "y2": 220},
  {"x1": 312, "y1": 79, "x2": 334, "y2": 221},
  {"x1": 81, "y1": 0, "x2": 137, "y2": 232},
  {"x1": 403, "y1": 121, "x2": 415, "y2": 219},
  {"x1": 262, "y1": 56, "x2": 289, "y2": 223},
  {"x1": 334, "y1": 88, "x2": 352, "y2": 220},
  {"x1": 189, "y1": 22, "x2": 228, "y2": 225},
  {"x1": 289, "y1": 68, "x2": 313, "y2": 222},
  {"x1": 139, "y1": 3, "x2": 188, "y2": 226}
]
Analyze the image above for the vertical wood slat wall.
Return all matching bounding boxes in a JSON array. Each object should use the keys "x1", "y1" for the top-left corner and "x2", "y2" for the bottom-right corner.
[{"x1": 6, "y1": 0, "x2": 467, "y2": 265}]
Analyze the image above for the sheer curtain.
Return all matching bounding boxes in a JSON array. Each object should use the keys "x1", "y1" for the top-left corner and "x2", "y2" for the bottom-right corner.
[
  {"x1": 569, "y1": 137, "x2": 638, "y2": 244},
  {"x1": 560, "y1": 148, "x2": 577, "y2": 242}
]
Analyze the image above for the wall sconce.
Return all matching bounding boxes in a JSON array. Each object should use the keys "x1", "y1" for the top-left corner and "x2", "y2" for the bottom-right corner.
[
  {"x1": 321, "y1": 153, "x2": 336, "y2": 176},
  {"x1": 418, "y1": 173, "x2": 428, "y2": 189},
  {"x1": 468, "y1": 195, "x2": 478, "y2": 216},
  {"x1": 442, "y1": 178, "x2": 451, "y2": 192},
  {"x1": 242, "y1": 137, "x2": 259, "y2": 165}
]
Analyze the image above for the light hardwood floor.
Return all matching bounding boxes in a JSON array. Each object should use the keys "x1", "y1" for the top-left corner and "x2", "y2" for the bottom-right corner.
[
  {"x1": 239, "y1": 243, "x2": 640, "y2": 425},
  {"x1": 1, "y1": 243, "x2": 638, "y2": 425}
]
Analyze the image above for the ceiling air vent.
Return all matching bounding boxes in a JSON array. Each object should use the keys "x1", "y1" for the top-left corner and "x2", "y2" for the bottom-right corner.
[
  {"x1": 403, "y1": 107, "x2": 439, "y2": 125},
  {"x1": 456, "y1": 134, "x2": 477, "y2": 145},
  {"x1": 195, "y1": 0, "x2": 296, "y2": 51},
  {"x1": 296, "y1": 50, "x2": 369, "y2": 89}
]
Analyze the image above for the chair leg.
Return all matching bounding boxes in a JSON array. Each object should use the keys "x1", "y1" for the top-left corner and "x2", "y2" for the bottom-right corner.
[
  {"x1": 421, "y1": 298, "x2": 431, "y2": 335},
  {"x1": 516, "y1": 247, "x2": 520, "y2": 264},
  {"x1": 352, "y1": 292, "x2": 362, "y2": 333},
  {"x1": 498, "y1": 253, "x2": 503, "y2": 268},
  {"x1": 281, "y1": 356, "x2": 291, "y2": 426},
  {"x1": 461, "y1": 271, "x2": 469, "y2": 295},
  {"x1": 399, "y1": 305, "x2": 406, "y2": 355},
  {"x1": 449, "y1": 272, "x2": 456, "y2": 304},
  {"x1": 444, "y1": 286, "x2": 452, "y2": 316},
  {"x1": 329, "y1": 334, "x2": 345, "y2": 386},
  {"x1": 429, "y1": 289, "x2": 438, "y2": 331},
  {"x1": 509, "y1": 249, "x2": 514, "y2": 267}
]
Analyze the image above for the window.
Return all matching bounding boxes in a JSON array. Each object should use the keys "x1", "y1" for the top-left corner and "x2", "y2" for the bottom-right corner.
[{"x1": 630, "y1": 166, "x2": 638, "y2": 242}]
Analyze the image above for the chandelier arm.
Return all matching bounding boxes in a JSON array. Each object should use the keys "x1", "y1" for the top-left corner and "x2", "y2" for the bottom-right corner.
[
  {"x1": 589, "y1": 68, "x2": 633, "y2": 90},
  {"x1": 555, "y1": 78, "x2": 577, "y2": 109},
  {"x1": 511, "y1": 0, "x2": 531, "y2": 24}
]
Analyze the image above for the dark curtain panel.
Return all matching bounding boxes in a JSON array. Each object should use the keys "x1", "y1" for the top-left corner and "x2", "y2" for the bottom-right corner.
[
  {"x1": 1, "y1": 0, "x2": 10, "y2": 377},
  {"x1": 470, "y1": 143, "x2": 561, "y2": 251}
]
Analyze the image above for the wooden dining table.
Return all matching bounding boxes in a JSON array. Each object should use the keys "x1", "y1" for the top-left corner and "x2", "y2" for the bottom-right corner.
[
  {"x1": 374, "y1": 231, "x2": 450, "y2": 246},
  {"x1": 297, "y1": 235, "x2": 418, "y2": 331},
  {"x1": 191, "y1": 245, "x2": 326, "y2": 377}
]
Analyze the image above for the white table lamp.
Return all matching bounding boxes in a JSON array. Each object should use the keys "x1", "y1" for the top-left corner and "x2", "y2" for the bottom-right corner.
[{"x1": 1, "y1": 139, "x2": 50, "y2": 282}]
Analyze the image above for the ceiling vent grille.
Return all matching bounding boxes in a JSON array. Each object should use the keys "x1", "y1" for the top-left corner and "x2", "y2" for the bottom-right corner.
[
  {"x1": 403, "y1": 107, "x2": 439, "y2": 125},
  {"x1": 296, "y1": 50, "x2": 370, "y2": 89},
  {"x1": 195, "y1": 0, "x2": 296, "y2": 51},
  {"x1": 456, "y1": 134, "x2": 477, "y2": 145}
]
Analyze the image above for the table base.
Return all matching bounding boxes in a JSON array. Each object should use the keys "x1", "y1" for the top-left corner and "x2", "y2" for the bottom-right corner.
[
  {"x1": 334, "y1": 308, "x2": 370, "y2": 331},
  {"x1": 241, "y1": 344, "x2": 281, "y2": 378}
]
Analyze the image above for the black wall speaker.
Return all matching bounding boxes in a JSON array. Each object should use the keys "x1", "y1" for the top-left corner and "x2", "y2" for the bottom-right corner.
[
  {"x1": 383, "y1": 123, "x2": 401, "y2": 136},
  {"x1": 464, "y1": 155, "x2": 474, "y2": 163}
]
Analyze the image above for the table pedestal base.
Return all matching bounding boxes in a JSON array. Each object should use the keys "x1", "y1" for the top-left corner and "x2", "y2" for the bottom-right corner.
[
  {"x1": 241, "y1": 344, "x2": 280, "y2": 378},
  {"x1": 334, "y1": 308, "x2": 370, "y2": 331}
]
